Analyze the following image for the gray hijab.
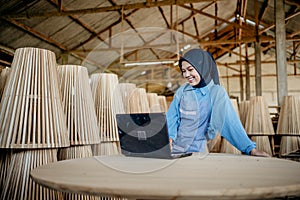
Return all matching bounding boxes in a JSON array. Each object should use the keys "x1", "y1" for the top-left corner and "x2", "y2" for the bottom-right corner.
[{"x1": 179, "y1": 48, "x2": 220, "y2": 85}]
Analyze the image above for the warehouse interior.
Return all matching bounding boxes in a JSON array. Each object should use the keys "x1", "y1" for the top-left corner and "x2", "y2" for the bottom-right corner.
[{"x1": 0, "y1": 0, "x2": 300, "y2": 199}]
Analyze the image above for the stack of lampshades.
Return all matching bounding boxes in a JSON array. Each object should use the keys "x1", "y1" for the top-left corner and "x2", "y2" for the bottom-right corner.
[
  {"x1": 0, "y1": 47, "x2": 69, "y2": 199},
  {"x1": 244, "y1": 96, "x2": 274, "y2": 156},
  {"x1": 276, "y1": 95, "x2": 300, "y2": 157},
  {"x1": 56, "y1": 64, "x2": 101, "y2": 200},
  {"x1": 90, "y1": 73, "x2": 125, "y2": 155}
]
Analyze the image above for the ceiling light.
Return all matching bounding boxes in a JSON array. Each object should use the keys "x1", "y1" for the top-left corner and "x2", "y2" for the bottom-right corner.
[{"x1": 124, "y1": 60, "x2": 175, "y2": 67}]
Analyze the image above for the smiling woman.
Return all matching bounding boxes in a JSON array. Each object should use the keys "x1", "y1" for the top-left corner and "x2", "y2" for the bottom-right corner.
[{"x1": 166, "y1": 48, "x2": 269, "y2": 157}]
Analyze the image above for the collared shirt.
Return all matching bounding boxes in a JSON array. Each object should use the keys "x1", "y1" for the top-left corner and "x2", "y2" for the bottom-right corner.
[{"x1": 167, "y1": 80, "x2": 256, "y2": 155}]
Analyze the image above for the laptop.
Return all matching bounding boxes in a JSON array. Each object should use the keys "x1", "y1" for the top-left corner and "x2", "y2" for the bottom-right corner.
[{"x1": 116, "y1": 112, "x2": 192, "y2": 159}]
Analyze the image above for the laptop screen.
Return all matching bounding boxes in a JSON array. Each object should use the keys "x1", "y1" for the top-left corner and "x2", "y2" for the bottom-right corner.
[{"x1": 116, "y1": 112, "x2": 172, "y2": 158}]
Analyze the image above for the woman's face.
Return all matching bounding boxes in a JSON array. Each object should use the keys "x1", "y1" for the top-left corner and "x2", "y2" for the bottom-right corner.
[{"x1": 181, "y1": 61, "x2": 201, "y2": 86}]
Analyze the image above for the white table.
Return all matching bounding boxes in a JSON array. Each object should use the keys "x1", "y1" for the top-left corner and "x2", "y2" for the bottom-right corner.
[{"x1": 30, "y1": 153, "x2": 300, "y2": 199}]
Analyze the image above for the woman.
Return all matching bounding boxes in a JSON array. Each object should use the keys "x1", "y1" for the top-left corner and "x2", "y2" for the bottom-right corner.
[{"x1": 166, "y1": 48, "x2": 269, "y2": 157}]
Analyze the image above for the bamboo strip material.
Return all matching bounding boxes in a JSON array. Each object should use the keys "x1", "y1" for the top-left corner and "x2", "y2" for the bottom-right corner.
[
  {"x1": 129, "y1": 88, "x2": 150, "y2": 113},
  {"x1": 239, "y1": 100, "x2": 250, "y2": 128},
  {"x1": 0, "y1": 149, "x2": 12, "y2": 193},
  {"x1": 147, "y1": 93, "x2": 163, "y2": 112},
  {"x1": 58, "y1": 145, "x2": 93, "y2": 161},
  {"x1": 251, "y1": 136, "x2": 273, "y2": 156},
  {"x1": 90, "y1": 73, "x2": 124, "y2": 143},
  {"x1": 57, "y1": 65, "x2": 100, "y2": 145},
  {"x1": 117, "y1": 83, "x2": 136, "y2": 114},
  {"x1": 0, "y1": 47, "x2": 69, "y2": 148},
  {"x1": 208, "y1": 133, "x2": 221, "y2": 153},
  {"x1": 220, "y1": 139, "x2": 241, "y2": 154},
  {"x1": 245, "y1": 96, "x2": 275, "y2": 135},
  {"x1": 0, "y1": 149, "x2": 63, "y2": 200},
  {"x1": 277, "y1": 95, "x2": 300, "y2": 136},
  {"x1": 91, "y1": 142, "x2": 121, "y2": 156},
  {"x1": 0, "y1": 67, "x2": 11, "y2": 100},
  {"x1": 279, "y1": 136, "x2": 300, "y2": 156},
  {"x1": 158, "y1": 95, "x2": 168, "y2": 112}
]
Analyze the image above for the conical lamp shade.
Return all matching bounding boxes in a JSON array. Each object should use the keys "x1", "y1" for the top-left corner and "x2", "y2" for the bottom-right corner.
[
  {"x1": 0, "y1": 47, "x2": 69, "y2": 148},
  {"x1": 277, "y1": 95, "x2": 300, "y2": 136},
  {"x1": 245, "y1": 96, "x2": 275, "y2": 135},
  {"x1": 147, "y1": 92, "x2": 163, "y2": 112},
  {"x1": 158, "y1": 95, "x2": 168, "y2": 112},
  {"x1": 117, "y1": 83, "x2": 136, "y2": 114},
  {"x1": 239, "y1": 100, "x2": 250, "y2": 128},
  {"x1": 57, "y1": 65, "x2": 100, "y2": 145},
  {"x1": 1, "y1": 149, "x2": 63, "y2": 200},
  {"x1": 0, "y1": 67, "x2": 11, "y2": 100},
  {"x1": 129, "y1": 88, "x2": 150, "y2": 113}
]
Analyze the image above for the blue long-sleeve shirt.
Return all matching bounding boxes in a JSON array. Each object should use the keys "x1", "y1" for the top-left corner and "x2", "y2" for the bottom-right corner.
[{"x1": 166, "y1": 80, "x2": 256, "y2": 155}]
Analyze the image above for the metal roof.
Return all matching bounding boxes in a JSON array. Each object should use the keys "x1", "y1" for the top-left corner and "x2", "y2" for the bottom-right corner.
[{"x1": 0, "y1": 0, "x2": 299, "y2": 96}]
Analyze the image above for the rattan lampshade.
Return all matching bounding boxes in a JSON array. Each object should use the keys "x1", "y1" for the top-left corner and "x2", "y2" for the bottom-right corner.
[
  {"x1": 117, "y1": 83, "x2": 136, "y2": 114},
  {"x1": 147, "y1": 92, "x2": 163, "y2": 112},
  {"x1": 276, "y1": 95, "x2": 300, "y2": 156},
  {"x1": 277, "y1": 95, "x2": 300, "y2": 136},
  {"x1": 57, "y1": 65, "x2": 100, "y2": 145},
  {"x1": 90, "y1": 73, "x2": 124, "y2": 155},
  {"x1": 129, "y1": 88, "x2": 150, "y2": 113},
  {"x1": 0, "y1": 47, "x2": 69, "y2": 148},
  {"x1": 1, "y1": 149, "x2": 63, "y2": 200},
  {"x1": 239, "y1": 100, "x2": 250, "y2": 128},
  {"x1": 158, "y1": 95, "x2": 168, "y2": 112},
  {"x1": 0, "y1": 67, "x2": 11, "y2": 100},
  {"x1": 245, "y1": 96, "x2": 275, "y2": 136}
]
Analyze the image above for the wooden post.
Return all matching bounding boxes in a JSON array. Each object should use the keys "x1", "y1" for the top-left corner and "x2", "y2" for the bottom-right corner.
[{"x1": 275, "y1": 0, "x2": 288, "y2": 106}]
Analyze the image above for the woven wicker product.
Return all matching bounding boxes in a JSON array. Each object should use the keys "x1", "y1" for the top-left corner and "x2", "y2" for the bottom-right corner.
[
  {"x1": 129, "y1": 88, "x2": 150, "y2": 113},
  {"x1": 0, "y1": 47, "x2": 69, "y2": 148},
  {"x1": 239, "y1": 100, "x2": 250, "y2": 128},
  {"x1": 0, "y1": 149, "x2": 12, "y2": 193},
  {"x1": 245, "y1": 96, "x2": 274, "y2": 156},
  {"x1": 277, "y1": 95, "x2": 300, "y2": 156},
  {"x1": 1, "y1": 149, "x2": 63, "y2": 200},
  {"x1": 147, "y1": 92, "x2": 163, "y2": 113},
  {"x1": 0, "y1": 67, "x2": 11, "y2": 100},
  {"x1": 90, "y1": 73, "x2": 124, "y2": 156},
  {"x1": 57, "y1": 65, "x2": 100, "y2": 145},
  {"x1": 117, "y1": 83, "x2": 136, "y2": 114},
  {"x1": 277, "y1": 95, "x2": 300, "y2": 136},
  {"x1": 245, "y1": 96, "x2": 275, "y2": 136},
  {"x1": 158, "y1": 95, "x2": 168, "y2": 113}
]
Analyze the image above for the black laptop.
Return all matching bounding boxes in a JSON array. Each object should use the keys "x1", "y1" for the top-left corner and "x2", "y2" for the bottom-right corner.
[{"x1": 116, "y1": 112, "x2": 192, "y2": 159}]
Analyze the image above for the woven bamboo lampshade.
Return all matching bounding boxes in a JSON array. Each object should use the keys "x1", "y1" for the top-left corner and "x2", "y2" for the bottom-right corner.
[
  {"x1": 276, "y1": 95, "x2": 300, "y2": 156},
  {"x1": 0, "y1": 47, "x2": 69, "y2": 148},
  {"x1": 90, "y1": 73, "x2": 124, "y2": 156},
  {"x1": 129, "y1": 88, "x2": 150, "y2": 113},
  {"x1": 1, "y1": 149, "x2": 63, "y2": 200},
  {"x1": 251, "y1": 136, "x2": 273, "y2": 156},
  {"x1": 158, "y1": 95, "x2": 168, "y2": 112},
  {"x1": 0, "y1": 149, "x2": 11, "y2": 193},
  {"x1": 279, "y1": 136, "x2": 300, "y2": 157},
  {"x1": 117, "y1": 83, "x2": 136, "y2": 114},
  {"x1": 239, "y1": 100, "x2": 250, "y2": 127},
  {"x1": 277, "y1": 95, "x2": 300, "y2": 136},
  {"x1": 245, "y1": 96, "x2": 275, "y2": 136},
  {"x1": 147, "y1": 92, "x2": 163, "y2": 112},
  {"x1": 58, "y1": 145, "x2": 93, "y2": 160},
  {"x1": 57, "y1": 65, "x2": 100, "y2": 145},
  {"x1": 0, "y1": 67, "x2": 10, "y2": 100}
]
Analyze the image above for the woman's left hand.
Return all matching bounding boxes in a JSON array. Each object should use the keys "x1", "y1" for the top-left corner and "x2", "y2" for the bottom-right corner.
[{"x1": 250, "y1": 148, "x2": 271, "y2": 157}]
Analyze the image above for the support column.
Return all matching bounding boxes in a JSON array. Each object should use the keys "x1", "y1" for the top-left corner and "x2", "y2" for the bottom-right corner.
[
  {"x1": 254, "y1": 41, "x2": 262, "y2": 96},
  {"x1": 275, "y1": 0, "x2": 288, "y2": 106}
]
